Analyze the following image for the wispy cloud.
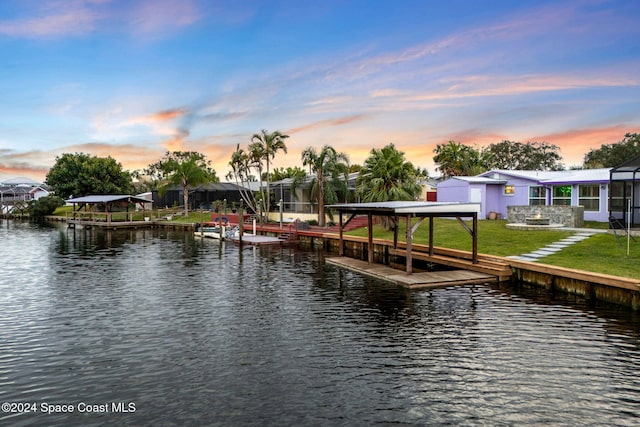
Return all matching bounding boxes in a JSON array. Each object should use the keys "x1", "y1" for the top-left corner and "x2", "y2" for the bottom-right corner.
[
  {"x1": 0, "y1": 0, "x2": 203, "y2": 39},
  {"x1": 0, "y1": 0, "x2": 101, "y2": 38},
  {"x1": 124, "y1": 0, "x2": 201, "y2": 37},
  {"x1": 287, "y1": 114, "x2": 367, "y2": 135},
  {"x1": 0, "y1": 148, "x2": 57, "y2": 180}
]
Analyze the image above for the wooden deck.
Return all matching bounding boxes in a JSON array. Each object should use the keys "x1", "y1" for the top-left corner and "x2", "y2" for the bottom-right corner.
[
  {"x1": 388, "y1": 247, "x2": 513, "y2": 282},
  {"x1": 326, "y1": 257, "x2": 497, "y2": 289},
  {"x1": 67, "y1": 219, "x2": 155, "y2": 229}
]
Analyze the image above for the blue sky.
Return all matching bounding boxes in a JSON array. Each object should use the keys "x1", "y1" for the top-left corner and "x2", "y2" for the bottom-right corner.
[{"x1": 1, "y1": 0, "x2": 639, "y2": 181}]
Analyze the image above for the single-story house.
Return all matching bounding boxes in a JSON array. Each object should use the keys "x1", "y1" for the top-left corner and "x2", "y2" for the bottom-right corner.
[{"x1": 437, "y1": 169, "x2": 611, "y2": 222}]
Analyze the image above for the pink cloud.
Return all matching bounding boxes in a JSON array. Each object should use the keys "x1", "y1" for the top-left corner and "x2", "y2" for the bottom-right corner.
[
  {"x1": 287, "y1": 114, "x2": 367, "y2": 134},
  {"x1": 147, "y1": 108, "x2": 187, "y2": 122},
  {"x1": 531, "y1": 125, "x2": 640, "y2": 166}
]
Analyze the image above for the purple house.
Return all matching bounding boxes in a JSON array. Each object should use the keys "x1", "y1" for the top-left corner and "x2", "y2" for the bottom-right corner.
[{"x1": 437, "y1": 169, "x2": 611, "y2": 222}]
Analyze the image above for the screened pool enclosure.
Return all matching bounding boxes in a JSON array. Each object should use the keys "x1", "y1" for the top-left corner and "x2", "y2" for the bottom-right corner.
[{"x1": 609, "y1": 154, "x2": 640, "y2": 228}]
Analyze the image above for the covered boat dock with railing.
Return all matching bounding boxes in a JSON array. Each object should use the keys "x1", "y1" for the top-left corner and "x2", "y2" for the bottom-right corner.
[{"x1": 66, "y1": 195, "x2": 152, "y2": 228}]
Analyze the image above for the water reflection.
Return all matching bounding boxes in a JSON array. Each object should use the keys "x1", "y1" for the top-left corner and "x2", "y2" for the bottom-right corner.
[{"x1": 0, "y1": 223, "x2": 639, "y2": 426}]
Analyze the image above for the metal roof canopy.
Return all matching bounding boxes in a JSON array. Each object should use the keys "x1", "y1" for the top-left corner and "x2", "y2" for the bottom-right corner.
[
  {"x1": 328, "y1": 201, "x2": 481, "y2": 274},
  {"x1": 67, "y1": 195, "x2": 151, "y2": 204}
]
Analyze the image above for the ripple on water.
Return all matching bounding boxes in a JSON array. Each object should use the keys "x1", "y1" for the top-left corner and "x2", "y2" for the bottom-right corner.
[{"x1": 0, "y1": 223, "x2": 639, "y2": 426}]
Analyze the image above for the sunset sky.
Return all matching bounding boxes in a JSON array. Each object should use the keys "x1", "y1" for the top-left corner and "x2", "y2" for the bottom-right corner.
[{"x1": 1, "y1": 0, "x2": 639, "y2": 182}]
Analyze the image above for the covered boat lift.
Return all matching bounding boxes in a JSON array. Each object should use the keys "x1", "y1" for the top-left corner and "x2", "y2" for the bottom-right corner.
[
  {"x1": 66, "y1": 194, "x2": 152, "y2": 227},
  {"x1": 327, "y1": 201, "x2": 481, "y2": 275}
]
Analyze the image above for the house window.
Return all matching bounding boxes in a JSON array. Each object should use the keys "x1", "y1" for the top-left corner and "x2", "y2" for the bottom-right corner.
[
  {"x1": 552, "y1": 185, "x2": 572, "y2": 206},
  {"x1": 503, "y1": 185, "x2": 515, "y2": 195},
  {"x1": 529, "y1": 186, "x2": 547, "y2": 206},
  {"x1": 578, "y1": 184, "x2": 600, "y2": 212}
]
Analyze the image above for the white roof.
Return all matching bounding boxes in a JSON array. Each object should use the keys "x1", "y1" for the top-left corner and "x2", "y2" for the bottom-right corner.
[
  {"x1": 447, "y1": 176, "x2": 507, "y2": 184},
  {"x1": 480, "y1": 169, "x2": 611, "y2": 183},
  {"x1": 67, "y1": 195, "x2": 152, "y2": 204},
  {"x1": 1, "y1": 176, "x2": 41, "y2": 185}
]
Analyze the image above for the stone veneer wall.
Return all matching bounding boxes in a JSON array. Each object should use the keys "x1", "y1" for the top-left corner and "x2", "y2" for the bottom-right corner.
[{"x1": 507, "y1": 205, "x2": 584, "y2": 227}]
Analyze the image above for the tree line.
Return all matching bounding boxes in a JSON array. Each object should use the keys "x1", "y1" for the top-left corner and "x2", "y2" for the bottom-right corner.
[
  {"x1": 39, "y1": 131, "x2": 640, "y2": 223},
  {"x1": 433, "y1": 132, "x2": 640, "y2": 178}
]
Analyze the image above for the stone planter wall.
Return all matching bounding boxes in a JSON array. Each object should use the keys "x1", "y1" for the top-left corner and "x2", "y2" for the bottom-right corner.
[{"x1": 507, "y1": 205, "x2": 584, "y2": 227}]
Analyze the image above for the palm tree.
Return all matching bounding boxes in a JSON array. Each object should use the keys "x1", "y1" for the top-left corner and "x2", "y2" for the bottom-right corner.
[
  {"x1": 433, "y1": 140, "x2": 487, "y2": 177},
  {"x1": 300, "y1": 145, "x2": 349, "y2": 227},
  {"x1": 356, "y1": 143, "x2": 421, "y2": 229},
  {"x1": 149, "y1": 151, "x2": 218, "y2": 216},
  {"x1": 250, "y1": 129, "x2": 289, "y2": 216},
  {"x1": 227, "y1": 144, "x2": 259, "y2": 214}
]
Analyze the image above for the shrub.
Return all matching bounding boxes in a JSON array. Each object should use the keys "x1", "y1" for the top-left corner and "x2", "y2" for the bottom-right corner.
[{"x1": 29, "y1": 196, "x2": 65, "y2": 218}]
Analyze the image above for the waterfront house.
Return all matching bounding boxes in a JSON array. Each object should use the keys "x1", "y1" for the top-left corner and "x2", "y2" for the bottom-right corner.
[
  {"x1": 437, "y1": 169, "x2": 611, "y2": 223},
  {"x1": 0, "y1": 176, "x2": 50, "y2": 214}
]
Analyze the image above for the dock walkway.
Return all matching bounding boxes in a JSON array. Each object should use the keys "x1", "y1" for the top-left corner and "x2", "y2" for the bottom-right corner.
[{"x1": 326, "y1": 257, "x2": 496, "y2": 289}]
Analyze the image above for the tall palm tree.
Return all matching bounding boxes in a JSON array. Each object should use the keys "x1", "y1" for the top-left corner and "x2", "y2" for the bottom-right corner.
[
  {"x1": 356, "y1": 143, "x2": 421, "y2": 202},
  {"x1": 300, "y1": 145, "x2": 349, "y2": 227},
  {"x1": 227, "y1": 144, "x2": 259, "y2": 214},
  {"x1": 433, "y1": 140, "x2": 467, "y2": 178},
  {"x1": 250, "y1": 129, "x2": 289, "y2": 216},
  {"x1": 356, "y1": 143, "x2": 421, "y2": 230}
]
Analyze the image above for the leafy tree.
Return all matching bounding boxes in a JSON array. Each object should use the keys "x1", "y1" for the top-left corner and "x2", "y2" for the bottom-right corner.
[
  {"x1": 250, "y1": 129, "x2": 289, "y2": 215},
  {"x1": 483, "y1": 140, "x2": 563, "y2": 170},
  {"x1": 299, "y1": 145, "x2": 350, "y2": 227},
  {"x1": 433, "y1": 141, "x2": 488, "y2": 178},
  {"x1": 45, "y1": 153, "x2": 133, "y2": 199},
  {"x1": 29, "y1": 195, "x2": 65, "y2": 218},
  {"x1": 583, "y1": 133, "x2": 640, "y2": 168},
  {"x1": 145, "y1": 151, "x2": 218, "y2": 216},
  {"x1": 269, "y1": 166, "x2": 307, "y2": 182},
  {"x1": 357, "y1": 143, "x2": 421, "y2": 202}
]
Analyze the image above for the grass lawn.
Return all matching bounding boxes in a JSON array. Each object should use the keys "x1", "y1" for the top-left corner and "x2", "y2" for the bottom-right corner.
[
  {"x1": 348, "y1": 219, "x2": 640, "y2": 279},
  {"x1": 543, "y1": 233, "x2": 640, "y2": 278}
]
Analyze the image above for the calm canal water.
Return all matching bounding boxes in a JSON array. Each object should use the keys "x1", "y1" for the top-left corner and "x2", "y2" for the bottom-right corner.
[{"x1": 1, "y1": 220, "x2": 639, "y2": 426}]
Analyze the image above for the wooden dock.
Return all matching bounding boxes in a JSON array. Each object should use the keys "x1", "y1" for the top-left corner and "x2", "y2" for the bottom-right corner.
[
  {"x1": 67, "y1": 219, "x2": 155, "y2": 229},
  {"x1": 326, "y1": 257, "x2": 497, "y2": 289}
]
